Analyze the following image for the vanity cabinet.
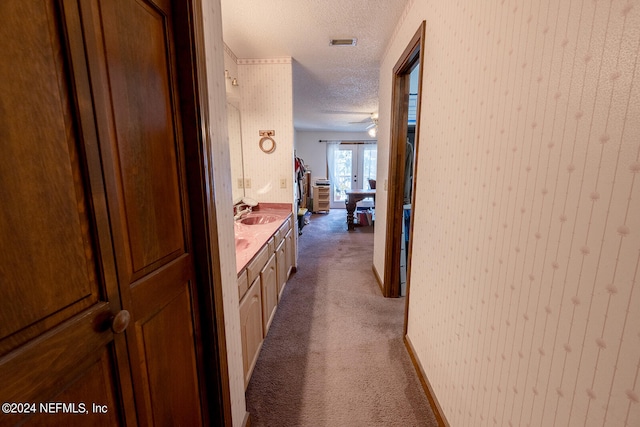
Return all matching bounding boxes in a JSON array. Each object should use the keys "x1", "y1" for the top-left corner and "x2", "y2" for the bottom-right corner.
[{"x1": 237, "y1": 213, "x2": 294, "y2": 387}]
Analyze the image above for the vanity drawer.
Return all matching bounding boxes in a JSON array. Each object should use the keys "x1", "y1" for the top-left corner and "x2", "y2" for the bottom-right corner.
[
  {"x1": 282, "y1": 215, "x2": 292, "y2": 232},
  {"x1": 246, "y1": 244, "x2": 270, "y2": 286},
  {"x1": 275, "y1": 222, "x2": 288, "y2": 247}
]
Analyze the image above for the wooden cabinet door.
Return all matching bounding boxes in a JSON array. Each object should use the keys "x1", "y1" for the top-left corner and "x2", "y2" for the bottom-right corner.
[
  {"x1": 260, "y1": 254, "x2": 278, "y2": 336},
  {"x1": 239, "y1": 279, "x2": 263, "y2": 389},
  {"x1": 276, "y1": 240, "x2": 287, "y2": 300},
  {"x1": 1, "y1": 0, "x2": 208, "y2": 425},
  {"x1": 81, "y1": 0, "x2": 205, "y2": 424},
  {"x1": 0, "y1": 1, "x2": 132, "y2": 425},
  {"x1": 285, "y1": 228, "x2": 294, "y2": 277}
]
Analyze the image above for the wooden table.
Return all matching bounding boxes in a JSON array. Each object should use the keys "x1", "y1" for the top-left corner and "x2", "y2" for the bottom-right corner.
[{"x1": 345, "y1": 189, "x2": 376, "y2": 230}]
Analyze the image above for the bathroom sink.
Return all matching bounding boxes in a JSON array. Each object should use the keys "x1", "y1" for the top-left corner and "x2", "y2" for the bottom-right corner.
[
  {"x1": 235, "y1": 238, "x2": 250, "y2": 250},
  {"x1": 240, "y1": 215, "x2": 280, "y2": 225}
]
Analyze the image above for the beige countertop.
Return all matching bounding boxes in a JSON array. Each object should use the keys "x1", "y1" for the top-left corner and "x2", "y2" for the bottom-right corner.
[{"x1": 234, "y1": 203, "x2": 292, "y2": 275}]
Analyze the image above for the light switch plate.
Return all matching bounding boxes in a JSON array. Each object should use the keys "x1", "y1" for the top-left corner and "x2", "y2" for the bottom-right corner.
[
  {"x1": 245, "y1": 178, "x2": 251, "y2": 189},
  {"x1": 237, "y1": 178, "x2": 244, "y2": 189}
]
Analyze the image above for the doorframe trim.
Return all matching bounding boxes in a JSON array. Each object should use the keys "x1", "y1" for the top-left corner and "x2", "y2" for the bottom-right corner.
[
  {"x1": 383, "y1": 21, "x2": 426, "y2": 304},
  {"x1": 173, "y1": 1, "x2": 232, "y2": 425}
]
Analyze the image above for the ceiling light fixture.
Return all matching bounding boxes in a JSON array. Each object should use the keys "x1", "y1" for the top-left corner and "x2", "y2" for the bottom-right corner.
[
  {"x1": 329, "y1": 38, "x2": 357, "y2": 46},
  {"x1": 224, "y1": 69, "x2": 239, "y2": 86},
  {"x1": 366, "y1": 114, "x2": 378, "y2": 138}
]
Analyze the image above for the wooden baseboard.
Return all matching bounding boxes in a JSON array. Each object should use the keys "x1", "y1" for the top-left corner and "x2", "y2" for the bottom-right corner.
[
  {"x1": 372, "y1": 264, "x2": 384, "y2": 295},
  {"x1": 404, "y1": 335, "x2": 449, "y2": 427}
]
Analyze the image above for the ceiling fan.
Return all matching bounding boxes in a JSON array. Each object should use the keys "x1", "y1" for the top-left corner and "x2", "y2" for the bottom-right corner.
[
  {"x1": 349, "y1": 113, "x2": 378, "y2": 137},
  {"x1": 321, "y1": 110, "x2": 379, "y2": 136},
  {"x1": 346, "y1": 112, "x2": 378, "y2": 124}
]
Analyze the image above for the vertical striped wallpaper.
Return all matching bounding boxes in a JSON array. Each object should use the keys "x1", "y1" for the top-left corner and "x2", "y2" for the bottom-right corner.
[
  {"x1": 238, "y1": 59, "x2": 295, "y2": 204},
  {"x1": 375, "y1": 0, "x2": 640, "y2": 425}
]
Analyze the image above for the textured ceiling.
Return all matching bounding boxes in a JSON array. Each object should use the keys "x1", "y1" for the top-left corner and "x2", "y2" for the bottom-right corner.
[{"x1": 220, "y1": 0, "x2": 409, "y2": 132}]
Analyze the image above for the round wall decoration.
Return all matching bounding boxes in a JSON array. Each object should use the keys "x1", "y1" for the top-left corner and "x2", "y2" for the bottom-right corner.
[{"x1": 259, "y1": 136, "x2": 276, "y2": 153}]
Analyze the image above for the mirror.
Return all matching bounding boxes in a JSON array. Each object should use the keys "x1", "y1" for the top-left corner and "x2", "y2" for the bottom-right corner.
[{"x1": 227, "y1": 102, "x2": 244, "y2": 201}]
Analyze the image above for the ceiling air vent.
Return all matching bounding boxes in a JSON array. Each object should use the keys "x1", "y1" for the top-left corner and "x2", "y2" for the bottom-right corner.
[{"x1": 329, "y1": 38, "x2": 357, "y2": 46}]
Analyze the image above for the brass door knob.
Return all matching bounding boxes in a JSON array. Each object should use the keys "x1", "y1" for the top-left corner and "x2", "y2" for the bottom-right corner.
[{"x1": 111, "y1": 310, "x2": 131, "y2": 334}]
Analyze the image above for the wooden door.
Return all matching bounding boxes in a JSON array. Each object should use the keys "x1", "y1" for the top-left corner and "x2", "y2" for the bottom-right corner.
[
  {"x1": 0, "y1": 1, "x2": 133, "y2": 425},
  {"x1": 82, "y1": 0, "x2": 205, "y2": 424},
  {"x1": 1, "y1": 0, "x2": 209, "y2": 425}
]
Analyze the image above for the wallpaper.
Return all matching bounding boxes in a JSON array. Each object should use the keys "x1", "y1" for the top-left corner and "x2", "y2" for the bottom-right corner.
[
  {"x1": 238, "y1": 59, "x2": 295, "y2": 204},
  {"x1": 201, "y1": 2, "x2": 247, "y2": 425},
  {"x1": 374, "y1": 0, "x2": 640, "y2": 426}
]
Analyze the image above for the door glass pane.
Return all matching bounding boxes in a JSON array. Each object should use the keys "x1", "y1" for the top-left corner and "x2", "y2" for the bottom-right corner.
[
  {"x1": 333, "y1": 149, "x2": 353, "y2": 202},
  {"x1": 363, "y1": 146, "x2": 377, "y2": 184}
]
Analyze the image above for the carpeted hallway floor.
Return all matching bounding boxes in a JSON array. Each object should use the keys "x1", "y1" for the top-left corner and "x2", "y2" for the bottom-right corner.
[{"x1": 245, "y1": 209, "x2": 439, "y2": 426}]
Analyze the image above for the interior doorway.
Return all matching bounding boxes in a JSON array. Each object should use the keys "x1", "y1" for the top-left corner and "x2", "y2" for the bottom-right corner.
[{"x1": 383, "y1": 21, "x2": 425, "y2": 311}]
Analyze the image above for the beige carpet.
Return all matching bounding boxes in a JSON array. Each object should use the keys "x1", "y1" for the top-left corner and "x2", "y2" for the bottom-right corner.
[{"x1": 245, "y1": 209, "x2": 438, "y2": 426}]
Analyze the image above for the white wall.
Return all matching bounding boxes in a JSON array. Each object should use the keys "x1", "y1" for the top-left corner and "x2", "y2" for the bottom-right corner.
[
  {"x1": 201, "y1": 2, "x2": 247, "y2": 425},
  {"x1": 375, "y1": 0, "x2": 640, "y2": 426},
  {"x1": 295, "y1": 130, "x2": 373, "y2": 185}
]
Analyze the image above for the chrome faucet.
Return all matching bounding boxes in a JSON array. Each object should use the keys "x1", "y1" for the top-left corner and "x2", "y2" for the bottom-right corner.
[{"x1": 234, "y1": 203, "x2": 252, "y2": 220}]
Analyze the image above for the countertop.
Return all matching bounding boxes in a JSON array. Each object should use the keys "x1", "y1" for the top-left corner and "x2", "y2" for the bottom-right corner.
[{"x1": 234, "y1": 203, "x2": 293, "y2": 275}]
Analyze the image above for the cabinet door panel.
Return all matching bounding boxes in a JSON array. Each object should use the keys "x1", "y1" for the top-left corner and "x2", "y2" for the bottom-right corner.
[
  {"x1": 276, "y1": 240, "x2": 287, "y2": 300},
  {"x1": 0, "y1": 0, "x2": 100, "y2": 353},
  {"x1": 97, "y1": 0, "x2": 185, "y2": 282},
  {"x1": 85, "y1": 0, "x2": 205, "y2": 423},
  {"x1": 0, "y1": 1, "x2": 129, "y2": 425},
  {"x1": 137, "y1": 286, "x2": 200, "y2": 425},
  {"x1": 261, "y1": 254, "x2": 278, "y2": 336},
  {"x1": 239, "y1": 279, "x2": 263, "y2": 388},
  {"x1": 25, "y1": 349, "x2": 122, "y2": 427},
  {"x1": 285, "y1": 228, "x2": 294, "y2": 278}
]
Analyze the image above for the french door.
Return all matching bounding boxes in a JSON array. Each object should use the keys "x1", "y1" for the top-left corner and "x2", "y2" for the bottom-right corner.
[{"x1": 329, "y1": 144, "x2": 377, "y2": 209}]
